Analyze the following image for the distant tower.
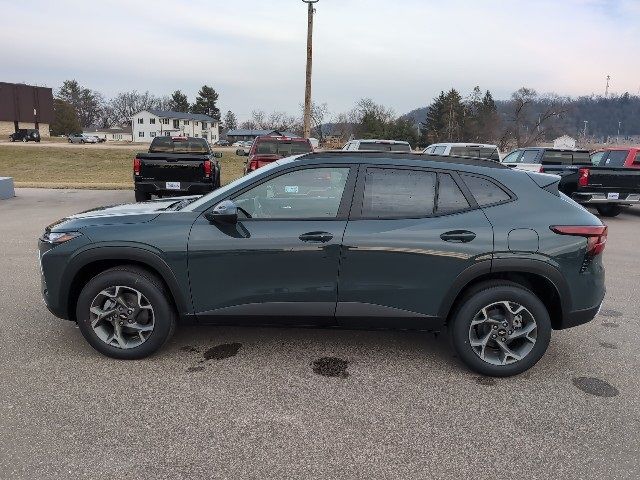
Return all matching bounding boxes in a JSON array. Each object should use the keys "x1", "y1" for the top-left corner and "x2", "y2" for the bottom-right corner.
[{"x1": 605, "y1": 75, "x2": 610, "y2": 97}]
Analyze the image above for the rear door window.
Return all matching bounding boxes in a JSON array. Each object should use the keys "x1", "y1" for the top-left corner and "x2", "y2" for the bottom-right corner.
[
  {"x1": 436, "y1": 174, "x2": 470, "y2": 214},
  {"x1": 501, "y1": 151, "x2": 522, "y2": 163},
  {"x1": 433, "y1": 146, "x2": 446, "y2": 155},
  {"x1": 361, "y1": 168, "x2": 436, "y2": 218},
  {"x1": 519, "y1": 150, "x2": 540, "y2": 164},
  {"x1": 460, "y1": 174, "x2": 511, "y2": 206},
  {"x1": 450, "y1": 147, "x2": 481, "y2": 158},
  {"x1": 590, "y1": 151, "x2": 606, "y2": 166},
  {"x1": 603, "y1": 150, "x2": 629, "y2": 167},
  {"x1": 541, "y1": 150, "x2": 577, "y2": 165}
]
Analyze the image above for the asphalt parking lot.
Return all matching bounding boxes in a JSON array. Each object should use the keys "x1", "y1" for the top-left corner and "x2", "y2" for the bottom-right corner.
[{"x1": 1, "y1": 188, "x2": 639, "y2": 480}]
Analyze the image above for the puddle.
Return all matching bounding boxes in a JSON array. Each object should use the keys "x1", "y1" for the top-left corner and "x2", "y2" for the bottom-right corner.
[
  {"x1": 476, "y1": 377, "x2": 496, "y2": 386},
  {"x1": 186, "y1": 366, "x2": 205, "y2": 372},
  {"x1": 599, "y1": 309, "x2": 622, "y2": 318},
  {"x1": 180, "y1": 345, "x2": 200, "y2": 353},
  {"x1": 203, "y1": 342, "x2": 242, "y2": 361},
  {"x1": 572, "y1": 377, "x2": 619, "y2": 397},
  {"x1": 602, "y1": 322, "x2": 620, "y2": 328},
  {"x1": 311, "y1": 357, "x2": 349, "y2": 378},
  {"x1": 599, "y1": 342, "x2": 618, "y2": 349}
]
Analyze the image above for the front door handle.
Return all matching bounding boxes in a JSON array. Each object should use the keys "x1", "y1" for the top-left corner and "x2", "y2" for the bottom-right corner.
[
  {"x1": 440, "y1": 230, "x2": 476, "y2": 243},
  {"x1": 299, "y1": 231, "x2": 333, "y2": 243}
]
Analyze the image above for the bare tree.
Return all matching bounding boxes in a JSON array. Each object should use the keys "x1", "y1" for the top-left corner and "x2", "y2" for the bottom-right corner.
[{"x1": 107, "y1": 91, "x2": 164, "y2": 126}]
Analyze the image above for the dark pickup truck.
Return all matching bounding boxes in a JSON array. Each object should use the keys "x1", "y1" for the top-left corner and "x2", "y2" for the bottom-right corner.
[
  {"x1": 134, "y1": 136, "x2": 222, "y2": 202},
  {"x1": 501, "y1": 147, "x2": 640, "y2": 216}
]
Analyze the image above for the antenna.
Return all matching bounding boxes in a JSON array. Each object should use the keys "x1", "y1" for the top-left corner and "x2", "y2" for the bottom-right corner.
[{"x1": 605, "y1": 75, "x2": 610, "y2": 97}]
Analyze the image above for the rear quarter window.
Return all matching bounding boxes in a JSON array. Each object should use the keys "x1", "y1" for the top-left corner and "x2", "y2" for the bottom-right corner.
[
  {"x1": 602, "y1": 150, "x2": 629, "y2": 167},
  {"x1": 460, "y1": 174, "x2": 511, "y2": 206}
]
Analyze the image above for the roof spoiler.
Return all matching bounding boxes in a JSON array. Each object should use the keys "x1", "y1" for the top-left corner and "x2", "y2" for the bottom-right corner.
[{"x1": 526, "y1": 171, "x2": 561, "y2": 196}]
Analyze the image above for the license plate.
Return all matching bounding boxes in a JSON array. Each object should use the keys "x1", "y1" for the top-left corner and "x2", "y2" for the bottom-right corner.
[
  {"x1": 166, "y1": 182, "x2": 181, "y2": 190},
  {"x1": 607, "y1": 192, "x2": 619, "y2": 200}
]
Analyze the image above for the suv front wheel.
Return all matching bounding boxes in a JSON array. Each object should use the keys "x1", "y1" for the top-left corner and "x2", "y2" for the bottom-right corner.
[
  {"x1": 449, "y1": 281, "x2": 551, "y2": 376},
  {"x1": 76, "y1": 266, "x2": 176, "y2": 359}
]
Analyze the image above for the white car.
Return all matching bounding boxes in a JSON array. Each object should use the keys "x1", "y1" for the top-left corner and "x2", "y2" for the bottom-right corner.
[
  {"x1": 342, "y1": 139, "x2": 411, "y2": 152},
  {"x1": 68, "y1": 133, "x2": 98, "y2": 144},
  {"x1": 423, "y1": 143, "x2": 500, "y2": 161}
]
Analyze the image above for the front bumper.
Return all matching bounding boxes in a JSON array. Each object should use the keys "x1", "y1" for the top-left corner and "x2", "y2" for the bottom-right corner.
[{"x1": 572, "y1": 192, "x2": 640, "y2": 205}]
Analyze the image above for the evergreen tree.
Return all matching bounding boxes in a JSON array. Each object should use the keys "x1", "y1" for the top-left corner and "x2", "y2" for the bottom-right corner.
[
  {"x1": 224, "y1": 110, "x2": 238, "y2": 130},
  {"x1": 168, "y1": 90, "x2": 189, "y2": 112},
  {"x1": 50, "y1": 99, "x2": 81, "y2": 135},
  {"x1": 191, "y1": 85, "x2": 220, "y2": 118}
]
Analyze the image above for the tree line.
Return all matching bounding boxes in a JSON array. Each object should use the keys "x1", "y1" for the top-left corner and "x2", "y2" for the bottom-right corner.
[{"x1": 50, "y1": 80, "x2": 225, "y2": 136}]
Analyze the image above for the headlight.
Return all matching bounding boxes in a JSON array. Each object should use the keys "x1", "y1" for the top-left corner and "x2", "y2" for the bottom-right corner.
[{"x1": 40, "y1": 231, "x2": 82, "y2": 244}]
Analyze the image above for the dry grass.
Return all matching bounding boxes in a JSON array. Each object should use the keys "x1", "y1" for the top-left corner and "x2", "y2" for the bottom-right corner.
[{"x1": 0, "y1": 145, "x2": 246, "y2": 189}]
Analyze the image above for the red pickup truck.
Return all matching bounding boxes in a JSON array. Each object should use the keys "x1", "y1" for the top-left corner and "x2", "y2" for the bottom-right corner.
[
  {"x1": 591, "y1": 147, "x2": 640, "y2": 169},
  {"x1": 238, "y1": 135, "x2": 314, "y2": 174}
]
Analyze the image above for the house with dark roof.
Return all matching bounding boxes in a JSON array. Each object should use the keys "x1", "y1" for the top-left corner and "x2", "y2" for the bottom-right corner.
[
  {"x1": 131, "y1": 109, "x2": 220, "y2": 143},
  {"x1": 226, "y1": 129, "x2": 298, "y2": 143}
]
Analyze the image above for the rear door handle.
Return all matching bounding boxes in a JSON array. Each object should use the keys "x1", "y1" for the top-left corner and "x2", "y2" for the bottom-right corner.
[
  {"x1": 440, "y1": 230, "x2": 476, "y2": 243},
  {"x1": 299, "y1": 231, "x2": 333, "y2": 243}
]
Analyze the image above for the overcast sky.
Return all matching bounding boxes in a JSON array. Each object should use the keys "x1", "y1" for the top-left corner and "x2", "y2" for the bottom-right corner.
[{"x1": 1, "y1": 0, "x2": 639, "y2": 120}]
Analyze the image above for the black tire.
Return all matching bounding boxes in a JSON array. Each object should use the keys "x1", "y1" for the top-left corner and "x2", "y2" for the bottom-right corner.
[
  {"x1": 449, "y1": 281, "x2": 552, "y2": 377},
  {"x1": 215, "y1": 170, "x2": 222, "y2": 189},
  {"x1": 22, "y1": 137, "x2": 27, "y2": 142},
  {"x1": 9, "y1": 136, "x2": 14, "y2": 142},
  {"x1": 68, "y1": 139, "x2": 72, "y2": 143},
  {"x1": 134, "y1": 190, "x2": 151, "y2": 202},
  {"x1": 596, "y1": 205, "x2": 623, "y2": 217},
  {"x1": 75, "y1": 266, "x2": 176, "y2": 359}
]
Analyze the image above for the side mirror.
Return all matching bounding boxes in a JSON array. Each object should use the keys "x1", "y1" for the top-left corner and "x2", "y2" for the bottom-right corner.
[
  {"x1": 205, "y1": 200, "x2": 238, "y2": 224},
  {"x1": 213, "y1": 152, "x2": 223, "y2": 158}
]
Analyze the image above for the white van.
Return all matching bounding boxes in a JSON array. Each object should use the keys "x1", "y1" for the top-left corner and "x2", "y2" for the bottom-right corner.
[
  {"x1": 342, "y1": 139, "x2": 412, "y2": 152},
  {"x1": 423, "y1": 143, "x2": 500, "y2": 161}
]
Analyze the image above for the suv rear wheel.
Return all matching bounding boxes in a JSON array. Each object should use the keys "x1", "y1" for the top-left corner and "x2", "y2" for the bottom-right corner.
[
  {"x1": 449, "y1": 281, "x2": 551, "y2": 376},
  {"x1": 75, "y1": 266, "x2": 176, "y2": 359}
]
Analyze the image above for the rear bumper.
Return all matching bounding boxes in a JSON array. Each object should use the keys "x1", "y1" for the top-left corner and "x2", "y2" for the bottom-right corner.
[
  {"x1": 135, "y1": 180, "x2": 215, "y2": 196},
  {"x1": 559, "y1": 302, "x2": 603, "y2": 329},
  {"x1": 572, "y1": 192, "x2": 640, "y2": 205}
]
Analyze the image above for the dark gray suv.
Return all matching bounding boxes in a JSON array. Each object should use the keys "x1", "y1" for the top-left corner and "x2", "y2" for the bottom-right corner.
[{"x1": 38, "y1": 152, "x2": 606, "y2": 376}]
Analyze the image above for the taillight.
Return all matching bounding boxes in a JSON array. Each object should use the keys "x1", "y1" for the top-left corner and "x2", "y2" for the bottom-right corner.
[
  {"x1": 539, "y1": 165, "x2": 545, "y2": 173},
  {"x1": 550, "y1": 225, "x2": 608, "y2": 257},
  {"x1": 578, "y1": 168, "x2": 590, "y2": 187},
  {"x1": 133, "y1": 158, "x2": 141, "y2": 176},
  {"x1": 203, "y1": 160, "x2": 212, "y2": 178},
  {"x1": 248, "y1": 160, "x2": 259, "y2": 171}
]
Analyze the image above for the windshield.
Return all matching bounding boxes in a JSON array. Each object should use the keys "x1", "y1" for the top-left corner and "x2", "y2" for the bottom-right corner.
[
  {"x1": 149, "y1": 137, "x2": 210, "y2": 154},
  {"x1": 254, "y1": 140, "x2": 312, "y2": 156},
  {"x1": 358, "y1": 142, "x2": 411, "y2": 152},
  {"x1": 184, "y1": 157, "x2": 298, "y2": 211}
]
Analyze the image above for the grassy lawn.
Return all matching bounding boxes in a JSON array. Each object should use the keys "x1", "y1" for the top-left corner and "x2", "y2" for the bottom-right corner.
[{"x1": 0, "y1": 145, "x2": 245, "y2": 189}]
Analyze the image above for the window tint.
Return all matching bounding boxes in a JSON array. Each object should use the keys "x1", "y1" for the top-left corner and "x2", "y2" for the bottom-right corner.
[
  {"x1": 461, "y1": 174, "x2": 510, "y2": 206},
  {"x1": 603, "y1": 150, "x2": 629, "y2": 167},
  {"x1": 501, "y1": 151, "x2": 521, "y2": 163},
  {"x1": 234, "y1": 167, "x2": 349, "y2": 219},
  {"x1": 254, "y1": 140, "x2": 313, "y2": 156},
  {"x1": 149, "y1": 137, "x2": 209, "y2": 153},
  {"x1": 520, "y1": 150, "x2": 539, "y2": 163},
  {"x1": 357, "y1": 142, "x2": 411, "y2": 152},
  {"x1": 362, "y1": 168, "x2": 435, "y2": 218},
  {"x1": 450, "y1": 147, "x2": 481, "y2": 158},
  {"x1": 437, "y1": 174, "x2": 470, "y2": 214},
  {"x1": 433, "y1": 146, "x2": 446, "y2": 155}
]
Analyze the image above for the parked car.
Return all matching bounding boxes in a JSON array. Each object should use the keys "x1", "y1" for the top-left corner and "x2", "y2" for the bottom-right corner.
[
  {"x1": 9, "y1": 129, "x2": 40, "y2": 142},
  {"x1": 68, "y1": 133, "x2": 97, "y2": 144},
  {"x1": 232, "y1": 140, "x2": 250, "y2": 147},
  {"x1": 590, "y1": 147, "x2": 640, "y2": 169},
  {"x1": 215, "y1": 139, "x2": 230, "y2": 146},
  {"x1": 423, "y1": 143, "x2": 500, "y2": 161},
  {"x1": 239, "y1": 135, "x2": 313, "y2": 174},
  {"x1": 342, "y1": 139, "x2": 411, "y2": 152},
  {"x1": 39, "y1": 151, "x2": 606, "y2": 376},
  {"x1": 133, "y1": 136, "x2": 223, "y2": 201},
  {"x1": 502, "y1": 147, "x2": 640, "y2": 216}
]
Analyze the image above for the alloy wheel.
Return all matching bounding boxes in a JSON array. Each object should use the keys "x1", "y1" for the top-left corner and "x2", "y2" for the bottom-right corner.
[
  {"x1": 89, "y1": 285, "x2": 155, "y2": 349},
  {"x1": 468, "y1": 301, "x2": 537, "y2": 366}
]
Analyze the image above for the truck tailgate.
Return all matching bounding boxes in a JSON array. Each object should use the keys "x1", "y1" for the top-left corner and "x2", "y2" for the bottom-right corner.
[
  {"x1": 137, "y1": 154, "x2": 208, "y2": 182},
  {"x1": 587, "y1": 167, "x2": 640, "y2": 193}
]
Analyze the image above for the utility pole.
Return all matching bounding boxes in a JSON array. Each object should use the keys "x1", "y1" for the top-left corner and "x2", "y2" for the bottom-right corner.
[
  {"x1": 302, "y1": 0, "x2": 319, "y2": 139},
  {"x1": 618, "y1": 121, "x2": 621, "y2": 142},
  {"x1": 583, "y1": 120, "x2": 588, "y2": 138},
  {"x1": 605, "y1": 75, "x2": 610, "y2": 97}
]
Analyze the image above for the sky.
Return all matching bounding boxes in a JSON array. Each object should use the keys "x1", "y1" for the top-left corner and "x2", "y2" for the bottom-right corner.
[{"x1": 1, "y1": 0, "x2": 639, "y2": 121}]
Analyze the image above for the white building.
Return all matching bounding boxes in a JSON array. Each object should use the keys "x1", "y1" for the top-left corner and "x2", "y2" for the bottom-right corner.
[
  {"x1": 131, "y1": 109, "x2": 220, "y2": 143},
  {"x1": 553, "y1": 135, "x2": 577, "y2": 149},
  {"x1": 83, "y1": 126, "x2": 133, "y2": 142}
]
